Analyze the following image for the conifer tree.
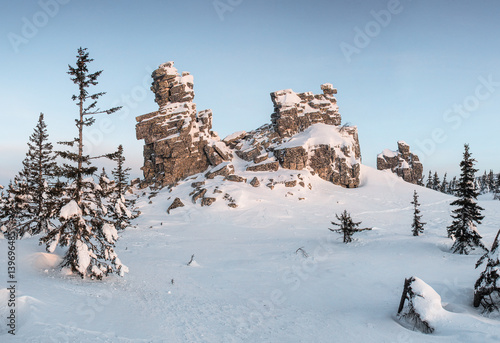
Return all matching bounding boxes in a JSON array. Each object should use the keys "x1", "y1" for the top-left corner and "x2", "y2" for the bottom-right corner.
[
  {"x1": 447, "y1": 144, "x2": 485, "y2": 254},
  {"x1": 109, "y1": 145, "x2": 138, "y2": 230},
  {"x1": 0, "y1": 179, "x2": 24, "y2": 239},
  {"x1": 494, "y1": 174, "x2": 500, "y2": 200},
  {"x1": 425, "y1": 171, "x2": 433, "y2": 189},
  {"x1": 40, "y1": 48, "x2": 125, "y2": 279},
  {"x1": 440, "y1": 173, "x2": 448, "y2": 194},
  {"x1": 449, "y1": 176, "x2": 457, "y2": 195},
  {"x1": 15, "y1": 113, "x2": 61, "y2": 236},
  {"x1": 411, "y1": 190, "x2": 425, "y2": 236},
  {"x1": 432, "y1": 172, "x2": 441, "y2": 191},
  {"x1": 479, "y1": 171, "x2": 488, "y2": 194},
  {"x1": 329, "y1": 210, "x2": 362, "y2": 243},
  {"x1": 474, "y1": 229, "x2": 500, "y2": 312},
  {"x1": 487, "y1": 170, "x2": 495, "y2": 194}
]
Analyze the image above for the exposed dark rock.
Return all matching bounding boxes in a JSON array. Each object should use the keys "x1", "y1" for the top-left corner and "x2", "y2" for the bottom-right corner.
[
  {"x1": 224, "y1": 175, "x2": 247, "y2": 183},
  {"x1": 192, "y1": 188, "x2": 207, "y2": 203},
  {"x1": 250, "y1": 177, "x2": 260, "y2": 187},
  {"x1": 167, "y1": 197, "x2": 184, "y2": 214},
  {"x1": 246, "y1": 161, "x2": 280, "y2": 172},
  {"x1": 205, "y1": 163, "x2": 234, "y2": 179},
  {"x1": 201, "y1": 197, "x2": 216, "y2": 206}
]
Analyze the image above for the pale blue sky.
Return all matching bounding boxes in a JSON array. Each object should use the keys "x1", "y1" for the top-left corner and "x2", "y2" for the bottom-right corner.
[{"x1": 1, "y1": 0, "x2": 500, "y2": 186}]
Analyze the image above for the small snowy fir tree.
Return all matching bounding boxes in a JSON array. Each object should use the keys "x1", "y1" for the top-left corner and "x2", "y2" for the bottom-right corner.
[
  {"x1": 474, "y1": 229, "x2": 500, "y2": 312},
  {"x1": 109, "y1": 145, "x2": 139, "y2": 230},
  {"x1": 16, "y1": 113, "x2": 61, "y2": 236},
  {"x1": 40, "y1": 48, "x2": 125, "y2": 279},
  {"x1": 329, "y1": 210, "x2": 362, "y2": 243},
  {"x1": 447, "y1": 144, "x2": 485, "y2": 254},
  {"x1": 411, "y1": 190, "x2": 425, "y2": 236},
  {"x1": 440, "y1": 173, "x2": 448, "y2": 194}
]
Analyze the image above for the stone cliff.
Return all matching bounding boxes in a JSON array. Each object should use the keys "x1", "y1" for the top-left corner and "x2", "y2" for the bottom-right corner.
[
  {"x1": 136, "y1": 62, "x2": 362, "y2": 191},
  {"x1": 377, "y1": 141, "x2": 423, "y2": 184}
]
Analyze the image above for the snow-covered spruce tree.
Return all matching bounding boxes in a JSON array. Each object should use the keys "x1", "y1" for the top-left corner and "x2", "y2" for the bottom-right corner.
[
  {"x1": 432, "y1": 172, "x2": 441, "y2": 191},
  {"x1": 447, "y1": 144, "x2": 485, "y2": 254},
  {"x1": 487, "y1": 170, "x2": 496, "y2": 194},
  {"x1": 449, "y1": 176, "x2": 457, "y2": 195},
  {"x1": 440, "y1": 173, "x2": 448, "y2": 194},
  {"x1": 109, "y1": 145, "x2": 139, "y2": 230},
  {"x1": 474, "y1": 229, "x2": 500, "y2": 312},
  {"x1": 425, "y1": 171, "x2": 433, "y2": 189},
  {"x1": 14, "y1": 113, "x2": 61, "y2": 236},
  {"x1": 494, "y1": 174, "x2": 500, "y2": 200},
  {"x1": 40, "y1": 47, "x2": 126, "y2": 279},
  {"x1": 479, "y1": 171, "x2": 488, "y2": 194},
  {"x1": 0, "y1": 179, "x2": 24, "y2": 239},
  {"x1": 329, "y1": 210, "x2": 362, "y2": 243},
  {"x1": 411, "y1": 190, "x2": 425, "y2": 236}
]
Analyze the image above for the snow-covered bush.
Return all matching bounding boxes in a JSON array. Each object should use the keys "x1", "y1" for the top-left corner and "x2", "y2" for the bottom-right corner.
[{"x1": 397, "y1": 277, "x2": 443, "y2": 334}]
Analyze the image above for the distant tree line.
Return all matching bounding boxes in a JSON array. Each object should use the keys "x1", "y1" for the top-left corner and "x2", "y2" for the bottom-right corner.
[{"x1": 423, "y1": 168, "x2": 500, "y2": 199}]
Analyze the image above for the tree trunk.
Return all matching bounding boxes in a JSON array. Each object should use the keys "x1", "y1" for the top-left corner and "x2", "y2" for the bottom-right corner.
[{"x1": 398, "y1": 277, "x2": 412, "y2": 314}]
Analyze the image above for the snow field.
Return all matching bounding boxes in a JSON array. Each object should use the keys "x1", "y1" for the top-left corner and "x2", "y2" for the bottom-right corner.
[{"x1": 0, "y1": 165, "x2": 499, "y2": 342}]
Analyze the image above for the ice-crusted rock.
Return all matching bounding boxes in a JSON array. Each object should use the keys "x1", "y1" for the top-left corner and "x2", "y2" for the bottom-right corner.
[
  {"x1": 377, "y1": 141, "x2": 423, "y2": 184},
  {"x1": 136, "y1": 62, "x2": 361, "y2": 189}
]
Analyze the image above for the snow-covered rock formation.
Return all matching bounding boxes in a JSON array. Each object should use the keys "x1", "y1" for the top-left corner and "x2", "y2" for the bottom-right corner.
[
  {"x1": 136, "y1": 62, "x2": 361, "y2": 191},
  {"x1": 135, "y1": 62, "x2": 231, "y2": 186},
  {"x1": 377, "y1": 141, "x2": 423, "y2": 184}
]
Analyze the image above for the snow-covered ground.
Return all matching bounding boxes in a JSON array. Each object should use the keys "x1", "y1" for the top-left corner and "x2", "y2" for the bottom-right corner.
[{"x1": 1, "y1": 165, "x2": 499, "y2": 342}]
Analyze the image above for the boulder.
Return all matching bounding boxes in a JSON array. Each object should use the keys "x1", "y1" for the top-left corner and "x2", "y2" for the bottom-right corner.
[{"x1": 377, "y1": 141, "x2": 423, "y2": 184}]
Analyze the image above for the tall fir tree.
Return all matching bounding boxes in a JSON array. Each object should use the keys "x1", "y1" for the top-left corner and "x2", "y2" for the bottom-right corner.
[
  {"x1": 15, "y1": 113, "x2": 61, "y2": 236},
  {"x1": 40, "y1": 47, "x2": 125, "y2": 279},
  {"x1": 411, "y1": 190, "x2": 425, "y2": 236},
  {"x1": 474, "y1": 229, "x2": 500, "y2": 312},
  {"x1": 329, "y1": 210, "x2": 363, "y2": 243},
  {"x1": 447, "y1": 144, "x2": 485, "y2": 254},
  {"x1": 425, "y1": 171, "x2": 433, "y2": 189}
]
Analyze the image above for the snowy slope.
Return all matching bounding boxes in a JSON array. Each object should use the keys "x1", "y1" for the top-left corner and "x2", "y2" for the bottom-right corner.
[{"x1": 1, "y1": 165, "x2": 500, "y2": 342}]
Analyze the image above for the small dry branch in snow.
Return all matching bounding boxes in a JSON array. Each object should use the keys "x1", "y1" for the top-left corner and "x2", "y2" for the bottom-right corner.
[
  {"x1": 187, "y1": 254, "x2": 195, "y2": 266},
  {"x1": 295, "y1": 247, "x2": 309, "y2": 258}
]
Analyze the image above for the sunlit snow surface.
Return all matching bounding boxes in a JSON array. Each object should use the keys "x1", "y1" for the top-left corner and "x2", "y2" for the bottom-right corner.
[{"x1": 1, "y1": 165, "x2": 499, "y2": 342}]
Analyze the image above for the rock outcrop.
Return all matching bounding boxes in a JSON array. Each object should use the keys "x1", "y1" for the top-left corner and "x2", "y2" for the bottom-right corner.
[
  {"x1": 135, "y1": 62, "x2": 232, "y2": 187},
  {"x1": 136, "y1": 62, "x2": 362, "y2": 189},
  {"x1": 377, "y1": 141, "x2": 423, "y2": 184}
]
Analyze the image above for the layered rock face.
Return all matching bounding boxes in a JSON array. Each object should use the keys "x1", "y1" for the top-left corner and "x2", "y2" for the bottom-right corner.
[
  {"x1": 136, "y1": 62, "x2": 362, "y2": 189},
  {"x1": 135, "y1": 62, "x2": 231, "y2": 187},
  {"x1": 377, "y1": 141, "x2": 423, "y2": 184}
]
